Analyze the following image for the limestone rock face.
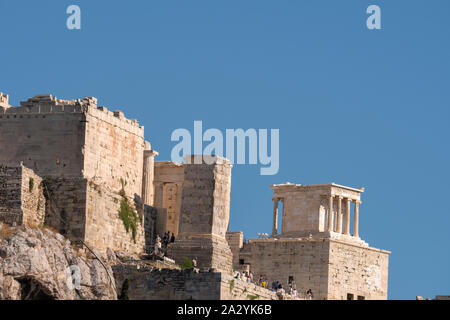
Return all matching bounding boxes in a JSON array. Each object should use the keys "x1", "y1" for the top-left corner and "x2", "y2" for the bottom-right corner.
[{"x1": 0, "y1": 223, "x2": 117, "y2": 300}]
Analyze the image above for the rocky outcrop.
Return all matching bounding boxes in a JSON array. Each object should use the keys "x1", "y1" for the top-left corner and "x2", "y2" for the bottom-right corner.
[{"x1": 0, "y1": 223, "x2": 117, "y2": 300}]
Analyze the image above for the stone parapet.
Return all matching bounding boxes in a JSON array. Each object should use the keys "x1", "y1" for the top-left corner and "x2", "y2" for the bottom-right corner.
[
  {"x1": 112, "y1": 264, "x2": 299, "y2": 300},
  {"x1": 168, "y1": 234, "x2": 233, "y2": 273},
  {"x1": 0, "y1": 164, "x2": 45, "y2": 228}
]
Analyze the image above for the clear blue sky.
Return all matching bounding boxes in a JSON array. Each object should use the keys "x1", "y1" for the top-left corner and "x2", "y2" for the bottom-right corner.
[{"x1": 1, "y1": 0, "x2": 449, "y2": 300}]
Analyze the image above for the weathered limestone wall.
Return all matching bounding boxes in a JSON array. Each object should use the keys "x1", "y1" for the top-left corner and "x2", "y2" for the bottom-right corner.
[
  {"x1": 327, "y1": 240, "x2": 390, "y2": 300},
  {"x1": 154, "y1": 162, "x2": 184, "y2": 236},
  {"x1": 169, "y1": 156, "x2": 233, "y2": 272},
  {"x1": 226, "y1": 231, "x2": 244, "y2": 269},
  {"x1": 143, "y1": 206, "x2": 158, "y2": 252},
  {"x1": 239, "y1": 238, "x2": 390, "y2": 300},
  {"x1": 239, "y1": 238, "x2": 330, "y2": 299},
  {"x1": 43, "y1": 177, "x2": 88, "y2": 243},
  {"x1": 20, "y1": 166, "x2": 45, "y2": 227},
  {"x1": 0, "y1": 96, "x2": 86, "y2": 177},
  {"x1": 112, "y1": 265, "x2": 293, "y2": 300},
  {"x1": 155, "y1": 207, "x2": 168, "y2": 239},
  {"x1": 84, "y1": 181, "x2": 145, "y2": 254},
  {"x1": 113, "y1": 266, "x2": 222, "y2": 300},
  {"x1": 178, "y1": 156, "x2": 231, "y2": 237},
  {"x1": 0, "y1": 94, "x2": 151, "y2": 254},
  {"x1": 0, "y1": 165, "x2": 24, "y2": 225},
  {"x1": 0, "y1": 165, "x2": 45, "y2": 227},
  {"x1": 83, "y1": 106, "x2": 146, "y2": 200}
]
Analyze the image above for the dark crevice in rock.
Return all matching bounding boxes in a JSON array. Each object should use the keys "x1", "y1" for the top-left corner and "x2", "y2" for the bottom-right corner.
[{"x1": 17, "y1": 277, "x2": 55, "y2": 300}]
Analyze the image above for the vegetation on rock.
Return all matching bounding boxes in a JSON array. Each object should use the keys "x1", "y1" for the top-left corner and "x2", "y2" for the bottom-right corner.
[
  {"x1": 117, "y1": 178, "x2": 139, "y2": 243},
  {"x1": 181, "y1": 258, "x2": 194, "y2": 269}
]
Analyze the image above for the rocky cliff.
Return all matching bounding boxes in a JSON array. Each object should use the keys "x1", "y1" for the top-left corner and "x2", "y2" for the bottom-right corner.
[{"x1": 0, "y1": 223, "x2": 117, "y2": 300}]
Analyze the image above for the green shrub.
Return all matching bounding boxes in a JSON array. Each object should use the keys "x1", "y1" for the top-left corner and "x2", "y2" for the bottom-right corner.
[
  {"x1": 29, "y1": 178, "x2": 34, "y2": 192},
  {"x1": 117, "y1": 178, "x2": 139, "y2": 243},
  {"x1": 118, "y1": 197, "x2": 139, "y2": 243},
  {"x1": 229, "y1": 279, "x2": 235, "y2": 292},
  {"x1": 181, "y1": 258, "x2": 194, "y2": 269}
]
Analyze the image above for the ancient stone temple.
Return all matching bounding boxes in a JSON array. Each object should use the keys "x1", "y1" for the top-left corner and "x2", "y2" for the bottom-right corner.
[{"x1": 232, "y1": 183, "x2": 391, "y2": 300}]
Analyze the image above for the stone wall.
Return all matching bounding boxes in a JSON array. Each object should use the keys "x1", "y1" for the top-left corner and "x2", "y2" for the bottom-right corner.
[
  {"x1": 327, "y1": 240, "x2": 389, "y2": 300},
  {"x1": 0, "y1": 96, "x2": 86, "y2": 177},
  {"x1": 155, "y1": 207, "x2": 168, "y2": 239},
  {"x1": 154, "y1": 162, "x2": 184, "y2": 236},
  {"x1": 177, "y1": 156, "x2": 231, "y2": 237},
  {"x1": 220, "y1": 273, "x2": 299, "y2": 300},
  {"x1": 238, "y1": 237, "x2": 390, "y2": 300},
  {"x1": 0, "y1": 165, "x2": 23, "y2": 225},
  {"x1": 83, "y1": 105, "x2": 146, "y2": 200},
  {"x1": 43, "y1": 176, "x2": 88, "y2": 243},
  {"x1": 0, "y1": 94, "x2": 151, "y2": 254},
  {"x1": 143, "y1": 206, "x2": 158, "y2": 252},
  {"x1": 0, "y1": 164, "x2": 45, "y2": 227},
  {"x1": 239, "y1": 238, "x2": 330, "y2": 299},
  {"x1": 226, "y1": 231, "x2": 244, "y2": 269},
  {"x1": 84, "y1": 180, "x2": 145, "y2": 255},
  {"x1": 169, "y1": 156, "x2": 233, "y2": 273},
  {"x1": 112, "y1": 265, "x2": 296, "y2": 300},
  {"x1": 20, "y1": 166, "x2": 45, "y2": 227}
]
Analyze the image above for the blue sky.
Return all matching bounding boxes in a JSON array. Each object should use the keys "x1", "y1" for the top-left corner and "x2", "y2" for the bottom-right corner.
[{"x1": 1, "y1": 0, "x2": 449, "y2": 299}]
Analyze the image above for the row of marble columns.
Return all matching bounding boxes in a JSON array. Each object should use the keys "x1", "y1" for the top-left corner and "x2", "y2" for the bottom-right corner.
[
  {"x1": 271, "y1": 196, "x2": 361, "y2": 238},
  {"x1": 327, "y1": 196, "x2": 361, "y2": 238}
]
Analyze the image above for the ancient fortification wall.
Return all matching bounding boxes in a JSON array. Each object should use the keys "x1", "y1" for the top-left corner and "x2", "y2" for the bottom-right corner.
[
  {"x1": 112, "y1": 265, "x2": 296, "y2": 300},
  {"x1": 82, "y1": 105, "x2": 148, "y2": 254},
  {"x1": 0, "y1": 165, "x2": 26, "y2": 226},
  {"x1": 0, "y1": 97, "x2": 86, "y2": 176},
  {"x1": 20, "y1": 166, "x2": 45, "y2": 227},
  {"x1": 84, "y1": 181, "x2": 145, "y2": 254},
  {"x1": 0, "y1": 94, "x2": 149, "y2": 254},
  {"x1": 327, "y1": 240, "x2": 389, "y2": 300},
  {"x1": 83, "y1": 106, "x2": 146, "y2": 198},
  {"x1": 0, "y1": 164, "x2": 45, "y2": 227},
  {"x1": 239, "y1": 238, "x2": 389, "y2": 300},
  {"x1": 239, "y1": 238, "x2": 330, "y2": 299},
  {"x1": 42, "y1": 176, "x2": 87, "y2": 242}
]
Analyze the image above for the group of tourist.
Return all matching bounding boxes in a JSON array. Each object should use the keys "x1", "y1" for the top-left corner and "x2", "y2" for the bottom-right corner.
[
  {"x1": 232, "y1": 271, "x2": 314, "y2": 299},
  {"x1": 153, "y1": 231, "x2": 175, "y2": 257},
  {"x1": 153, "y1": 231, "x2": 315, "y2": 300}
]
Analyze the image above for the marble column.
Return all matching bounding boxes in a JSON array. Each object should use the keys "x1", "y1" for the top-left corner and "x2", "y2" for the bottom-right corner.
[
  {"x1": 336, "y1": 196, "x2": 343, "y2": 233},
  {"x1": 272, "y1": 198, "x2": 279, "y2": 236},
  {"x1": 142, "y1": 149, "x2": 158, "y2": 206},
  {"x1": 328, "y1": 195, "x2": 334, "y2": 232},
  {"x1": 353, "y1": 200, "x2": 361, "y2": 238},
  {"x1": 344, "y1": 198, "x2": 351, "y2": 235}
]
